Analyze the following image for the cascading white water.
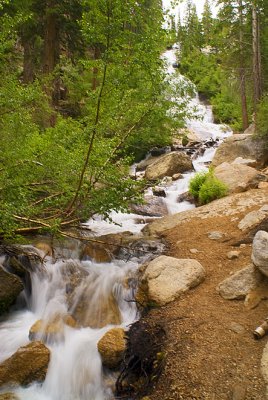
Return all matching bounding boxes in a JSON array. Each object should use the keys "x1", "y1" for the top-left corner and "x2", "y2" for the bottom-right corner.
[
  {"x1": 1, "y1": 258, "x2": 138, "y2": 400},
  {"x1": 0, "y1": 46, "x2": 232, "y2": 400}
]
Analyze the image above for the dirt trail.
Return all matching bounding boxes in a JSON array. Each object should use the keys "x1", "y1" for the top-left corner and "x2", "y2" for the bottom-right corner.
[{"x1": 146, "y1": 208, "x2": 268, "y2": 400}]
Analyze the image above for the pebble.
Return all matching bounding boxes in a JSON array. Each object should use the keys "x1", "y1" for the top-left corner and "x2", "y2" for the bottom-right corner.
[
  {"x1": 190, "y1": 248, "x2": 199, "y2": 254},
  {"x1": 227, "y1": 251, "x2": 241, "y2": 260},
  {"x1": 208, "y1": 231, "x2": 224, "y2": 240}
]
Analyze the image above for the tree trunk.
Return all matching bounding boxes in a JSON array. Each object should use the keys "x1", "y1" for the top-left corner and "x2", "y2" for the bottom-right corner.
[
  {"x1": 43, "y1": 1, "x2": 59, "y2": 75},
  {"x1": 252, "y1": 1, "x2": 262, "y2": 112},
  {"x1": 238, "y1": 0, "x2": 249, "y2": 130},
  {"x1": 21, "y1": 34, "x2": 35, "y2": 84},
  {"x1": 42, "y1": 1, "x2": 60, "y2": 107}
]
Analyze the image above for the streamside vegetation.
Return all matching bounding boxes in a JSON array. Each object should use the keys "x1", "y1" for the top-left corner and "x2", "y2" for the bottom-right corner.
[
  {"x1": 0, "y1": 0, "x2": 189, "y2": 240},
  {"x1": 175, "y1": 0, "x2": 268, "y2": 134}
]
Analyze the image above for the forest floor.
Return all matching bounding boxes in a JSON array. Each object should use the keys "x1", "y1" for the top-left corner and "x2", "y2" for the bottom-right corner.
[{"x1": 146, "y1": 206, "x2": 268, "y2": 400}]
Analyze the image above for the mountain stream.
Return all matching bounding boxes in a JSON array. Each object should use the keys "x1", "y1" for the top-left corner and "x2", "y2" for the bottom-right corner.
[{"x1": 0, "y1": 48, "x2": 232, "y2": 400}]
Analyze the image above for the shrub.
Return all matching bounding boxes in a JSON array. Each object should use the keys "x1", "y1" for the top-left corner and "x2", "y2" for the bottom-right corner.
[
  {"x1": 189, "y1": 171, "x2": 228, "y2": 204},
  {"x1": 189, "y1": 171, "x2": 208, "y2": 198}
]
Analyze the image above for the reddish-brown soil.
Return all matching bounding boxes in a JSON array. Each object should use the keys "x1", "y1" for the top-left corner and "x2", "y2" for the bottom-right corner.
[{"x1": 146, "y1": 210, "x2": 268, "y2": 400}]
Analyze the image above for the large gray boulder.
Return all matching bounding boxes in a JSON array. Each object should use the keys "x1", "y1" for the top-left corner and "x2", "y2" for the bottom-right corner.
[
  {"x1": 217, "y1": 264, "x2": 264, "y2": 300},
  {"x1": 140, "y1": 255, "x2": 205, "y2": 306},
  {"x1": 212, "y1": 134, "x2": 268, "y2": 169},
  {"x1": 214, "y1": 162, "x2": 262, "y2": 193},
  {"x1": 252, "y1": 231, "x2": 268, "y2": 276},
  {"x1": 212, "y1": 134, "x2": 268, "y2": 168},
  {"x1": 0, "y1": 266, "x2": 23, "y2": 315},
  {"x1": 238, "y1": 205, "x2": 268, "y2": 231},
  {"x1": 145, "y1": 152, "x2": 192, "y2": 181}
]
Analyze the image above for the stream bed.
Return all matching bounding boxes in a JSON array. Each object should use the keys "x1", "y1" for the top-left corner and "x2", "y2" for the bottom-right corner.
[{"x1": 0, "y1": 47, "x2": 232, "y2": 400}]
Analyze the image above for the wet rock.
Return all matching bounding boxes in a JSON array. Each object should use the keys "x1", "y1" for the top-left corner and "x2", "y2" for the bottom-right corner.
[
  {"x1": 238, "y1": 205, "x2": 268, "y2": 231},
  {"x1": 252, "y1": 231, "x2": 268, "y2": 276},
  {"x1": 98, "y1": 328, "x2": 126, "y2": 369},
  {"x1": 212, "y1": 134, "x2": 268, "y2": 169},
  {"x1": 214, "y1": 162, "x2": 260, "y2": 194},
  {"x1": 0, "y1": 394, "x2": 19, "y2": 400},
  {"x1": 0, "y1": 341, "x2": 50, "y2": 387},
  {"x1": 145, "y1": 152, "x2": 192, "y2": 181},
  {"x1": 0, "y1": 265, "x2": 23, "y2": 315},
  {"x1": 117, "y1": 237, "x2": 166, "y2": 262},
  {"x1": 34, "y1": 242, "x2": 53, "y2": 258},
  {"x1": 29, "y1": 315, "x2": 77, "y2": 342},
  {"x1": 172, "y1": 173, "x2": 183, "y2": 181},
  {"x1": 217, "y1": 264, "x2": 264, "y2": 300},
  {"x1": 140, "y1": 256, "x2": 205, "y2": 306},
  {"x1": 130, "y1": 196, "x2": 168, "y2": 217},
  {"x1": 152, "y1": 187, "x2": 166, "y2": 197},
  {"x1": 1, "y1": 245, "x2": 44, "y2": 297},
  {"x1": 177, "y1": 191, "x2": 196, "y2": 205},
  {"x1": 72, "y1": 291, "x2": 121, "y2": 329},
  {"x1": 150, "y1": 147, "x2": 170, "y2": 157}
]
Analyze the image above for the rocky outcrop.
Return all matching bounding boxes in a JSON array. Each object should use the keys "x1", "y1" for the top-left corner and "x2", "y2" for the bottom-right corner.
[
  {"x1": 139, "y1": 256, "x2": 205, "y2": 306},
  {"x1": 212, "y1": 134, "x2": 268, "y2": 169},
  {"x1": 238, "y1": 205, "x2": 268, "y2": 231},
  {"x1": 143, "y1": 188, "x2": 268, "y2": 237},
  {"x1": 217, "y1": 264, "x2": 264, "y2": 300},
  {"x1": 0, "y1": 266, "x2": 23, "y2": 315},
  {"x1": 252, "y1": 231, "x2": 268, "y2": 277},
  {"x1": 97, "y1": 328, "x2": 126, "y2": 369},
  {"x1": 214, "y1": 162, "x2": 262, "y2": 193},
  {"x1": 145, "y1": 152, "x2": 192, "y2": 181},
  {"x1": 0, "y1": 341, "x2": 50, "y2": 387}
]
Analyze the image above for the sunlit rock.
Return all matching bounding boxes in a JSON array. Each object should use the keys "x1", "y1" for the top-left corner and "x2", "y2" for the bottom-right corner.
[
  {"x1": 217, "y1": 264, "x2": 264, "y2": 300},
  {"x1": 97, "y1": 328, "x2": 126, "y2": 368},
  {"x1": 145, "y1": 152, "x2": 192, "y2": 181},
  {"x1": 0, "y1": 266, "x2": 23, "y2": 315},
  {"x1": 0, "y1": 341, "x2": 50, "y2": 387},
  {"x1": 238, "y1": 205, "x2": 268, "y2": 231},
  {"x1": 140, "y1": 255, "x2": 205, "y2": 306},
  {"x1": 212, "y1": 134, "x2": 268, "y2": 168},
  {"x1": 214, "y1": 162, "x2": 261, "y2": 193},
  {"x1": 252, "y1": 231, "x2": 268, "y2": 277}
]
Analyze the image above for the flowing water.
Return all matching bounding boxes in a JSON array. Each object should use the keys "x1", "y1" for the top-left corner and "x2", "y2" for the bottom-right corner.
[{"x1": 0, "y1": 47, "x2": 232, "y2": 400}]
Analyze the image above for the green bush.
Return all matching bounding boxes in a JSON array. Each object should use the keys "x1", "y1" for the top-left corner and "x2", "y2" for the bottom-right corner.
[
  {"x1": 189, "y1": 171, "x2": 228, "y2": 204},
  {"x1": 189, "y1": 171, "x2": 208, "y2": 198}
]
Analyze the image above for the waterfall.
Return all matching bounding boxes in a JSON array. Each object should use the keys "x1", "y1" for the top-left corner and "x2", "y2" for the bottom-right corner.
[{"x1": 0, "y1": 46, "x2": 232, "y2": 400}]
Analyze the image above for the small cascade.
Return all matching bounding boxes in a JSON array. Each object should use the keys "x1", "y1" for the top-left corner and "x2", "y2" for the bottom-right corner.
[{"x1": 0, "y1": 47, "x2": 232, "y2": 400}]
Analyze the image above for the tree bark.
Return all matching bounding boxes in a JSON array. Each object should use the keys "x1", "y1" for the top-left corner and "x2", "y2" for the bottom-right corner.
[
  {"x1": 238, "y1": 0, "x2": 249, "y2": 130},
  {"x1": 21, "y1": 34, "x2": 35, "y2": 84},
  {"x1": 252, "y1": 1, "x2": 262, "y2": 112},
  {"x1": 43, "y1": 1, "x2": 60, "y2": 75}
]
